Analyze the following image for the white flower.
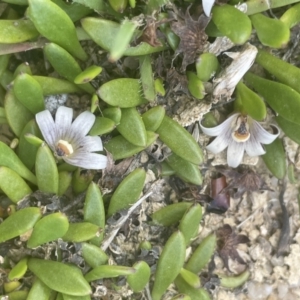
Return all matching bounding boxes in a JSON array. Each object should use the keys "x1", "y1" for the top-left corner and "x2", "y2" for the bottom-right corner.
[
  {"x1": 36, "y1": 106, "x2": 107, "y2": 170},
  {"x1": 200, "y1": 113, "x2": 280, "y2": 168}
]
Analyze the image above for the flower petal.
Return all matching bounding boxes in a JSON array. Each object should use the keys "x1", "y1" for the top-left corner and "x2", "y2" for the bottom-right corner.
[
  {"x1": 70, "y1": 111, "x2": 96, "y2": 136},
  {"x1": 35, "y1": 110, "x2": 57, "y2": 149},
  {"x1": 64, "y1": 152, "x2": 107, "y2": 169},
  {"x1": 55, "y1": 106, "x2": 73, "y2": 139},
  {"x1": 251, "y1": 121, "x2": 280, "y2": 145},
  {"x1": 202, "y1": 0, "x2": 215, "y2": 16},
  {"x1": 227, "y1": 141, "x2": 245, "y2": 168},
  {"x1": 245, "y1": 135, "x2": 266, "y2": 157},
  {"x1": 206, "y1": 134, "x2": 230, "y2": 153},
  {"x1": 200, "y1": 113, "x2": 238, "y2": 137},
  {"x1": 75, "y1": 136, "x2": 103, "y2": 152},
  {"x1": 205, "y1": 119, "x2": 233, "y2": 153}
]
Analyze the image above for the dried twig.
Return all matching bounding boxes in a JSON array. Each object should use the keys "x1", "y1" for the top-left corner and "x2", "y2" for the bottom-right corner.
[{"x1": 0, "y1": 39, "x2": 47, "y2": 55}]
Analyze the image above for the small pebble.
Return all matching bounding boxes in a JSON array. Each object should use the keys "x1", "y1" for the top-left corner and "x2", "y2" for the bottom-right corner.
[
  {"x1": 277, "y1": 282, "x2": 288, "y2": 299},
  {"x1": 247, "y1": 281, "x2": 273, "y2": 300}
]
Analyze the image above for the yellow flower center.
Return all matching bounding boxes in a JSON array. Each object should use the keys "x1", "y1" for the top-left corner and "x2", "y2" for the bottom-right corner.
[
  {"x1": 56, "y1": 140, "x2": 74, "y2": 157},
  {"x1": 232, "y1": 115, "x2": 250, "y2": 143}
]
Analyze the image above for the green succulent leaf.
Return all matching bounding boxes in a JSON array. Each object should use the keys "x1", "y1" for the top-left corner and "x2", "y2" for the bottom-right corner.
[
  {"x1": 220, "y1": 270, "x2": 250, "y2": 288},
  {"x1": 255, "y1": 49, "x2": 300, "y2": 94},
  {"x1": 0, "y1": 19, "x2": 39, "y2": 44},
  {"x1": 98, "y1": 78, "x2": 147, "y2": 107},
  {"x1": 251, "y1": 13, "x2": 290, "y2": 48},
  {"x1": 27, "y1": 212, "x2": 69, "y2": 248},
  {"x1": 28, "y1": 258, "x2": 91, "y2": 296},
  {"x1": 234, "y1": 81, "x2": 266, "y2": 121},
  {"x1": 262, "y1": 138, "x2": 286, "y2": 179},
  {"x1": 166, "y1": 153, "x2": 202, "y2": 185},
  {"x1": 127, "y1": 261, "x2": 151, "y2": 292},
  {"x1": 0, "y1": 166, "x2": 32, "y2": 203},
  {"x1": 157, "y1": 116, "x2": 203, "y2": 165},
  {"x1": 28, "y1": 0, "x2": 88, "y2": 60},
  {"x1": 117, "y1": 108, "x2": 147, "y2": 147},
  {"x1": 244, "y1": 72, "x2": 300, "y2": 125},
  {"x1": 107, "y1": 168, "x2": 146, "y2": 217},
  {"x1": 151, "y1": 231, "x2": 186, "y2": 300},
  {"x1": 212, "y1": 4, "x2": 252, "y2": 44},
  {"x1": 85, "y1": 265, "x2": 136, "y2": 282},
  {"x1": 0, "y1": 207, "x2": 42, "y2": 243},
  {"x1": 27, "y1": 278, "x2": 52, "y2": 300},
  {"x1": 185, "y1": 234, "x2": 217, "y2": 273},
  {"x1": 84, "y1": 182, "x2": 105, "y2": 245},
  {"x1": 151, "y1": 202, "x2": 193, "y2": 226}
]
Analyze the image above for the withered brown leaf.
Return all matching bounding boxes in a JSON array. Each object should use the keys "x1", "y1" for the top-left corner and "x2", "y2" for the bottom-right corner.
[
  {"x1": 166, "y1": 67, "x2": 189, "y2": 94},
  {"x1": 171, "y1": 6, "x2": 210, "y2": 71},
  {"x1": 207, "y1": 175, "x2": 230, "y2": 214},
  {"x1": 141, "y1": 18, "x2": 163, "y2": 47},
  {"x1": 217, "y1": 167, "x2": 271, "y2": 199},
  {"x1": 217, "y1": 224, "x2": 249, "y2": 270}
]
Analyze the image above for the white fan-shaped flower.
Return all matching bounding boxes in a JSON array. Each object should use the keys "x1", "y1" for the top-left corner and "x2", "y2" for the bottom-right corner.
[
  {"x1": 200, "y1": 113, "x2": 280, "y2": 168},
  {"x1": 36, "y1": 106, "x2": 107, "y2": 170}
]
